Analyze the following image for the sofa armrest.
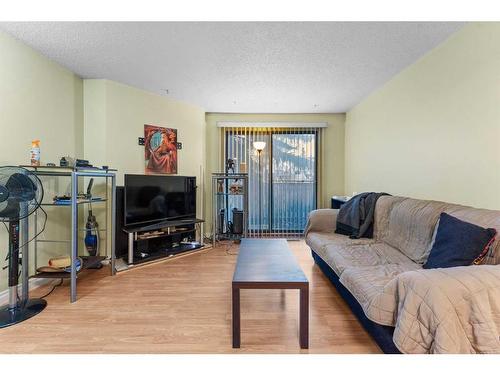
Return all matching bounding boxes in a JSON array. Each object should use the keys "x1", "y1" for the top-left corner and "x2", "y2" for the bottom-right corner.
[{"x1": 304, "y1": 209, "x2": 339, "y2": 236}]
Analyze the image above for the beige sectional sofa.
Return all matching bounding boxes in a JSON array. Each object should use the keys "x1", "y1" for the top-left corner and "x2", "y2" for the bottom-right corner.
[{"x1": 305, "y1": 196, "x2": 500, "y2": 354}]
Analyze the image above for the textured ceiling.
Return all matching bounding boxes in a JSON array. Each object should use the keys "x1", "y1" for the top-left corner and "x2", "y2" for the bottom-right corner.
[{"x1": 0, "y1": 22, "x2": 465, "y2": 113}]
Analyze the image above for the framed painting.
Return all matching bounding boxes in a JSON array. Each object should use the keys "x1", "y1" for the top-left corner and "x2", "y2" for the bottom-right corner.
[{"x1": 144, "y1": 124, "x2": 178, "y2": 174}]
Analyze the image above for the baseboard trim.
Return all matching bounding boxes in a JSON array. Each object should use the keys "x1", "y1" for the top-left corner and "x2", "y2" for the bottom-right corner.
[{"x1": 0, "y1": 278, "x2": 52, "y2": 305}]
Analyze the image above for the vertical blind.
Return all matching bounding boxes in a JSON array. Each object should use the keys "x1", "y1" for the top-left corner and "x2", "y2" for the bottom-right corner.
[{"x1": 222, "y1": 125, "x2": 322, "y2": 239}]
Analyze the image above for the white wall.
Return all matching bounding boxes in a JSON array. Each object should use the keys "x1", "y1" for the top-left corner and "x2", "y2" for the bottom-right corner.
[
  {"x1": 0, "y1": 30, "x2": 84, "y2": 292},
  {"x1": 345, "y1": 23, "x2": 500, "y2": 209}
]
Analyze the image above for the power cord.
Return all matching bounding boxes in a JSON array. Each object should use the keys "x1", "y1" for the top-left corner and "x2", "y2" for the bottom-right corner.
[
  {"x1": 203, "y1": 235, "x2": 239, "y2": 255},
  {"x1": 222, "y1": 240, "x2": 238, "y2": 255},
  {"x1": 36, "y1": 278, "x2": 64, "y2": 299}
]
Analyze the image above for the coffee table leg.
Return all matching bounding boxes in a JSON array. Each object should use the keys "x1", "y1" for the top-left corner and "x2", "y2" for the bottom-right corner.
[
  {"x1": 232, "y1": 285, "x2": 240, "y2": 348},
  {"x1": 299, "y1": 284, "x2": 309, "y2": 349}
]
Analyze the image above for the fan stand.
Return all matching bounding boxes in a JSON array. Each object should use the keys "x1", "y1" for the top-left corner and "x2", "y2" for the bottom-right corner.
[{"x1": 0, "y1": 220, "x2": 46, "y2": 328}]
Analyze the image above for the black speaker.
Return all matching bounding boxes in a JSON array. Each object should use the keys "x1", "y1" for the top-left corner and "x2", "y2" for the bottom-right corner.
[
  {"x1": 218, "y1": 208, "x2": 225, "y2": 234},
  {"x1": 115, "y1": 186, "x2": 128, "y2": 259},
  {"x1": 232, "y1": 208, "x2": 243, "y2": 235}
]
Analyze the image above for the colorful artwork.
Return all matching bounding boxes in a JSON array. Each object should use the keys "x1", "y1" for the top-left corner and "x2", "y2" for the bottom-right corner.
[{"x1": 144, "y1": 124, "x2": 178, "y2": 174}]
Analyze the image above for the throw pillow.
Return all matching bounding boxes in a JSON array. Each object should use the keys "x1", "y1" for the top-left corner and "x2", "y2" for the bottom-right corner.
[{"x1": 423, "y1": 212, "x2": 497, "y2": 269}]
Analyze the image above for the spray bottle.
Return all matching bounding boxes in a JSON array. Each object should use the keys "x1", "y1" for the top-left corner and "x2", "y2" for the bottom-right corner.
[{"x1": 30, "y1": 140, "x2": 40, "y2": 166}]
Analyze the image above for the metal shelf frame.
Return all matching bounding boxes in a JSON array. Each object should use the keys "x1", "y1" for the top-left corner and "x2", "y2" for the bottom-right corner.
[
  {"x1": 211, "y1": 173, "x2": 249, "y2": 247},
  {"x1": 24, "y1": 166, "x2": 117, "y2": 303}
]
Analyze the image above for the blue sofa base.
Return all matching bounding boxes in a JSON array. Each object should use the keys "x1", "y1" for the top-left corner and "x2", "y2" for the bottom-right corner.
[{"x1": 311, "y1": 250, "x2": 401, "y2": 354}]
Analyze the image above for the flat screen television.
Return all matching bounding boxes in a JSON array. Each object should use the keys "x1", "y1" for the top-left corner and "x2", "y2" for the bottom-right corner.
[{"x1": 124, "y1": 174, "x2": 196, "y2": 227}]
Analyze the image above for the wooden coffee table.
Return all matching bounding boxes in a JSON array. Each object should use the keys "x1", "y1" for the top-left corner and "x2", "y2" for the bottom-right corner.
[{"x1": 232, "y1": 238, "x2": 309, "y2": 349}]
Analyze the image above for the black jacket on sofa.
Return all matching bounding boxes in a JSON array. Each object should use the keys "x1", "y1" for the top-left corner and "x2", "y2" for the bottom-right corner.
[{"x1": 335, "y1": 192, "x2": 390, "y2": 239}]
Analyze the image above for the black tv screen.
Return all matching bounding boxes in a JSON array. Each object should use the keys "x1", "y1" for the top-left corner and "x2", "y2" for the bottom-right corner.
[{"x1": 124, "y1": 174, "x2": 196, "y2": 227}]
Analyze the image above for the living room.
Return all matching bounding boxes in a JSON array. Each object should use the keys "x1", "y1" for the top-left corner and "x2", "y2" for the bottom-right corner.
[{"x1": 0, "y1": 1, "x2": 499, "y2": 373}]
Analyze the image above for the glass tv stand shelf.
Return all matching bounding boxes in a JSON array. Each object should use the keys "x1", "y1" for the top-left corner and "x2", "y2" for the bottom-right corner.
[{"x1": 122, "y1": 218, "x2": 205, "y2": 265}]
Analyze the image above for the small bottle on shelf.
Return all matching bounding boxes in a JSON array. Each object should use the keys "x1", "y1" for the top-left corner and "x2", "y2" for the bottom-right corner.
[{"x1": 30, "y1": 139, "x2": 41, "y2": 166}]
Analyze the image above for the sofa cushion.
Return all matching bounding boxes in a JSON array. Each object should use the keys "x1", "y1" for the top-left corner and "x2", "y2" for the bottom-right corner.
[
  {"x1": 306, "y1": 232, "x2": 373, "y2": 268},
  {"x1": 381, "y1": 198, "x2": 450, "y2": 264},
  {"x1": 305, "y1": 232, "x2": 374, "y2": 259},
  {"x1": 306, "y1": 232, "x2": 351, "y2": 252},
  {"x1": 339, "y1": 263, "x2": 421, "y2": 326},
  {"x1": 424, "y1": 213, "x2": 497, "y2": 269},
  {"x1": 313, "y1": 242, "x2": 352, "y2": 274},
  {"x1": 324, "y1": 241, "x2": 417, "y2": 276},
  {"x1": 373, "y1": 195, "x2": 407, "y2": 240}
]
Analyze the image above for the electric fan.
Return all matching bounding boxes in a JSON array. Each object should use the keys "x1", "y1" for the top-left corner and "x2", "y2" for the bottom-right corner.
[{"x1": 0, "y1": 166, "x2": 46, "y2": 328}]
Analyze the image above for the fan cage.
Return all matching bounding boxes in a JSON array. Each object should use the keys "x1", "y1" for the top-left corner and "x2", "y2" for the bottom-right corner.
[{"x1": 0, "y1": 166, "x2": 44, "y2": 222}]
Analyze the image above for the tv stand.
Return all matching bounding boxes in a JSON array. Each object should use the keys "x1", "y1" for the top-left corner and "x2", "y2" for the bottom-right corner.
[{"x1": 123, "y1": 218, "x2": 205, "y2": 265}]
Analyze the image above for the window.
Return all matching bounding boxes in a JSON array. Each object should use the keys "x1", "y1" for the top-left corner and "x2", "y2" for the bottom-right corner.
[{"x1": 225, "y1": 127, "x2": 318, "y2": 238}]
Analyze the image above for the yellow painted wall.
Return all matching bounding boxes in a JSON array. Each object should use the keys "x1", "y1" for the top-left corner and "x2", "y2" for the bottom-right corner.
[
  {"x1": 204, "y1": 113, "x2": 345, "y2": 234},
  {"x1": 83, "y1": 80, "x2": 207, "y2": 219},
  {"x1": 0, "y1": 31, "x2": 84, "y2": 292},
  {"x1": 345, "y1": 23, "x2": 500, "y2": 210},
  {"x1": 83, "y1": 79, "x2": 107, "y2": 165}
]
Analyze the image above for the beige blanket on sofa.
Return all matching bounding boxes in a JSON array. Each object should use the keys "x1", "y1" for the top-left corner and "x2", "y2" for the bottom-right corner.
[{"x1": 387, "y1": 265, "x2": 500, "y2": 354}]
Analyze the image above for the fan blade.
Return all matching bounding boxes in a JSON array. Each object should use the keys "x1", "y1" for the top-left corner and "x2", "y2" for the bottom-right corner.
[
  {"x1": 0, "y1": 184, "x2": 9, "y2": 203},
  {"x1": 0, "y1": 199, "x2": 20, "y2": 221},
  {"x1": 0, "y1": 200, "x2": 7, "y2": 214},
  {"x1": 6, "y1": 173, "x2": 36, "y2": 202}
]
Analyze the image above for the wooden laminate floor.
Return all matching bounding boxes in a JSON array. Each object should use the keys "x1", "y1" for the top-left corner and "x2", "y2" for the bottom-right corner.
[{"x1": 0, "y1": 241, "x2": 381, "y2": 353}]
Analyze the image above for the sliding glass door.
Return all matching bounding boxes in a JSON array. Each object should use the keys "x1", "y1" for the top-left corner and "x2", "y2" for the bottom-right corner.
[
  {"x1": 271, "y1": 131, "x2": 317, "y2": 234},
  {"x1": 225, "y1": 128, "x2": 317, "y2": 238}
]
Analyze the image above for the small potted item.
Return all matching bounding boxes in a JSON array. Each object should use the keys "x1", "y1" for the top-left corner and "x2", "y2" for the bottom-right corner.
[
  {"x1": 217, "y1": 179, "x2": 224, "y2": 193},
  {"x1": 229, "y1": 183, "x2": 243, "y2": 194},
  {"x1": 226, "y1": 159, "x2": 236, "y2": 174}
]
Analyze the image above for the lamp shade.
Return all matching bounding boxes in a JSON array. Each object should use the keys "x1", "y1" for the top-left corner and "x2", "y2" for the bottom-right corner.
[{"x1": 253, "y1": 141, "x2": 266, "y2": 151}]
